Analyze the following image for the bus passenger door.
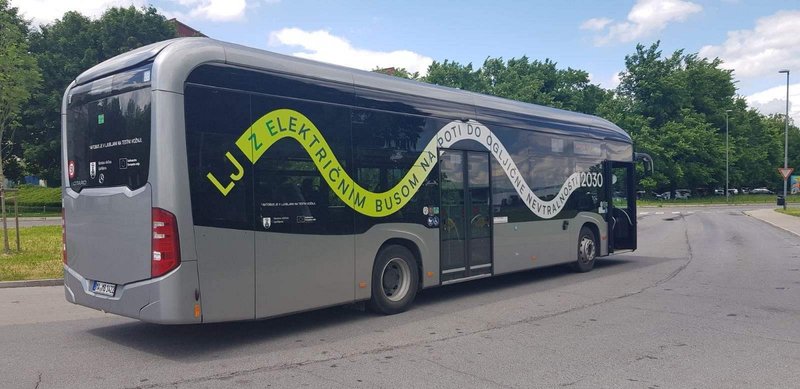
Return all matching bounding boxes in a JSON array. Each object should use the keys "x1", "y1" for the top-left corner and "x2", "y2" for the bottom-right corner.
[
  {"x1": 607, "y1": 161, "x2": 636, "y2": 252},
  {"x1": 439, "y1": 149, "x2": 492, "y2": 283}
]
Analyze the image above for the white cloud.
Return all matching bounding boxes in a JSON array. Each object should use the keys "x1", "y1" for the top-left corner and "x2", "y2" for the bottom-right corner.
[
  {"x1": 176, "y1": 0, "x2": 247, "y2": 22},
  {"x1": 583, "y1": 0, "x2": 702, "y2": 46},
  {"x1": 606, "y1": 72, "x2": 622, "y2": 89},
  {"x1": 580, "y1": 17, "x2": 612, "y2": 31},
  {"x1": 11, "y1": 0, "x2": 145, "y2": 26},
  {"x1": 588, "y1": 71, "x2": 621, "y2": 89},
  {"x1": 269, "y1": 28, "x2": 434, "y2": 76},
  {"x1": 747, "y1": 82, "x2": 800, "y2": 123},
  {"x1": 11, "y1": 0, "x2": 271, "y2": 25},
  {"x1": 699, "y1": 11, "x2": 800, "y2": 81}
]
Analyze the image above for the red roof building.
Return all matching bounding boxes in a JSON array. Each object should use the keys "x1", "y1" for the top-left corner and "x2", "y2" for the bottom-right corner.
[{"x1": 169, "y1": 18, "x2": 206, "y2": 38}]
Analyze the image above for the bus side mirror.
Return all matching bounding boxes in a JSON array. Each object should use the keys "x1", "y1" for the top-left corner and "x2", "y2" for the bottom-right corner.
[{"x1": 635, "y1": 152, "x2": 653, "y2": 175}]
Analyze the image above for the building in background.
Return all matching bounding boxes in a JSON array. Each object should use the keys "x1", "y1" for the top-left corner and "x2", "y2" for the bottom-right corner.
[{"x1": 169, "y1": 19, "x2": 206, "y2": 38}]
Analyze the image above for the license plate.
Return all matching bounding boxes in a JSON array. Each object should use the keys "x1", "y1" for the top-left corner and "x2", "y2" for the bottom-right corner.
[{"x1": 92, "y1": 281, "x2": 116, "y2": 297}]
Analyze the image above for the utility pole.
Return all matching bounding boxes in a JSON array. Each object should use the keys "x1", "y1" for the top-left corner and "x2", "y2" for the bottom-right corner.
[
  {"x1": 779, "y1": 70, "x2": 790, "y2": 210},
  {"x1": 725, "y1": 110, "x2": 731, "y2": 202}
]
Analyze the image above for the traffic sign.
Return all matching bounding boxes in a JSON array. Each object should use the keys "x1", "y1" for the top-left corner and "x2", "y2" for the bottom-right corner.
[{"x1": 778, "y1": 167, "x2": 794, "y2": 180}]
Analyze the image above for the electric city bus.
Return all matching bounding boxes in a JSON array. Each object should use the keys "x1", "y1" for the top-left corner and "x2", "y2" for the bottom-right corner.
[{"x1": 62, "y1": 38, "x2": 638, "y2": 324}]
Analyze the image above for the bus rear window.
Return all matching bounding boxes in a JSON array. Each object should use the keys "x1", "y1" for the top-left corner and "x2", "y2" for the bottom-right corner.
[{"x1": 66, "y1": 87, "x2": 151, "y2": 191}]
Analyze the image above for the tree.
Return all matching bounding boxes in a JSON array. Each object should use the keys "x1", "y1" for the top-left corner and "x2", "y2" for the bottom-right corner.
[
  {"x1": 761, "y1": 113, "x2": 800, "y2": 188},
  {"x1": 20, "y1": 6, "x2": 175, "y2": 186},
  {"x1": 423, "y1": 60, "x2": 485, "y2": 92},
  {"x1": 0, "y1": 0, "x2": 41, "y2": 186},
  {"x1": 424, "y1": 57, "x2": 609, "y2": 115},
  {"x1": 617, "y1": 42, "x2": 688, "y2": 127},
  {"x1": 606, "y1": 41, "x2": 749, "y2": 194},
  {"x1": 92, "y1": 6, "x2": 176, "y2": 59},
  {"x1": 681, "y1": 54, "x2": 735, "y2": 126},
  {"x1": 22, "y1": 11, "x2": 93, "y2": 185}
]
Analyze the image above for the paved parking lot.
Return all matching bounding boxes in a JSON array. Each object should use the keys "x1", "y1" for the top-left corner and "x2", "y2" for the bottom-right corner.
[{"x1": 1, "y1": 205, "x2": 799, "y2": 388}]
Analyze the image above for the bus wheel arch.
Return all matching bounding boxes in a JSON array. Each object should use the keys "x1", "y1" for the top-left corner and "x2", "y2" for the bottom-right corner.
[
  {"x1": 572, "y1": 223, "x2": 599, "y2": 273},
  {"x1": 380, "y1": 238, "x2": 423, "y2": 290},
  {"x1": 368, "y1": 240, "x2": 421, "y2": 314}
]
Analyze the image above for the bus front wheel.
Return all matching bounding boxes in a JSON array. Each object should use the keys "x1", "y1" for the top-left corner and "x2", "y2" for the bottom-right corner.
[
  {"x1": 368, "y1": 245, "x2": 419, "y2": 315},
  {"x1": 572, "y1": 226, "x2": 597, "y2": 273}
]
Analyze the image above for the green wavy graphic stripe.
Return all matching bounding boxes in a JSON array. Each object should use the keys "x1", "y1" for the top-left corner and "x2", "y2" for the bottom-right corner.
[
  {"x1": 214, "y1": 108, "x2": 598, "y2": 219},
  {"x1": 235, "y1": 109, "x2": 438, "y2": 217}
]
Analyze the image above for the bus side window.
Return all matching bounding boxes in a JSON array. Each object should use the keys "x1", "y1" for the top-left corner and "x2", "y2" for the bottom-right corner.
[
  {"x1": 250, "y1": 95, "x2": 353, "y2": 235},
  {"x1": 185, "y1": 86, "x2": 254, "y2": 230}
]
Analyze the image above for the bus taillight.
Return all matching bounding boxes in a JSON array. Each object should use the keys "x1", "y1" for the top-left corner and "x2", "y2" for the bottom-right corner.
[
  {"x1": 152, "y1": 208, "x2": 181, "y2": 278},
  {"x1": 61, "y1": 208, "x2": 67, "y2": 265}
]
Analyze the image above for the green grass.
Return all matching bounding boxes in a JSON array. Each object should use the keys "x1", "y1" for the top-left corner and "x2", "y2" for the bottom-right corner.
[
  {"x1": 14, "y1": 185, "x2": 61, "y2": 206},
  {"x1": 15, "y1": 206, "x2": 61, "y2": 218},
  {"x1": 776, "y1": 208, "x2": 800, "y2": 217},
  {"x1": 0, "y1": 185, "x2": 62, "y2": 217},
  {"x1": 0, "y1": 226, "x2": 61, "y2": 281},
  {"x1": 638, "y1": 194, "x2": 799, "y2": 207}
]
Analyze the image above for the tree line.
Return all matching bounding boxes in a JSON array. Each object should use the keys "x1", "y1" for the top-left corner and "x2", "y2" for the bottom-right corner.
[
  {"x1": 1, "y1": 1, "x2": 797, "y2": 194},
  {"x1": 377, "y1": 45, "x2": 799, "y2": 195},
  {"x1": 0, "y1": 1, "x2": 175, "y2": 185}
]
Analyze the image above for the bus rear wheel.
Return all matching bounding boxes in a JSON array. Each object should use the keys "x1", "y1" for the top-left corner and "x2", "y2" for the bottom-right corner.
[
  {"x1": 368, "y1": 245, "x2": 419, "y2": 315},
  {"x1": 572, "y1": 226, "x2": 597, "y2": 273}
]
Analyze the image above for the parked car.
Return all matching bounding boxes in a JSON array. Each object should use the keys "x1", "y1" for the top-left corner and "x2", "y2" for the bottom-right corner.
[
  {"x1": 727, "y1": 188, "x2": 739, "y2": 195},
  {"x1": 751, "y1": 187, "x2": 774, "y2": 194},
  {"x1": 714, "y1": 188, "x2": 724, "y2": 195},
  {"x1": 675, "y1": 189, "x2": 691, "y2": 200}
]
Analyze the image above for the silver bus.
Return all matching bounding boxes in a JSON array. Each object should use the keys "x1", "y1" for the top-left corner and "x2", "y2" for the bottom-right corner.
[{"x1": 62, "y1": 38, "x2": 638, "y2": 324}]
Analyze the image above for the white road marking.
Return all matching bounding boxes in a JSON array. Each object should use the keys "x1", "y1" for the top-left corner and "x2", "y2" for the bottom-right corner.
[
  {"x1": 655, "y1": 212, "x2": 665, "y2": 215},
  {"x1": 640, "y1": 212, "x2": 650, "y2": 215},
  {"x1": 672, "y1": 211, "x2": 681, "y2": 214}
]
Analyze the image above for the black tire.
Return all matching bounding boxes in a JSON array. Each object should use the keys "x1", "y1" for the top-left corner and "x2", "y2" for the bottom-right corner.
[
  {"x1": 572, "y1": 226, "x2": 597, "y2": 273},
  {"x1": 368, "y1": 245, "x2": 419, "y2": 315}
]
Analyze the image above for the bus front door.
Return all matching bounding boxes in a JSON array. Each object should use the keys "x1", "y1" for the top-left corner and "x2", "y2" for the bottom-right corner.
[
  {"x1": 607, "y1": 161, "x2": 637, "y2": 252},
  {"x1": 439, "y1": 149, "x2": 493, "y2": 283}
]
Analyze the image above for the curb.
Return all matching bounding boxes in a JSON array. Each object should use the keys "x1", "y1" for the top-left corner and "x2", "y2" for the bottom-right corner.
[
  {"x1": 0, "y1": 279, "x2": 63, "y2": 289},
  {"x1": 639, "y1": 203, "x2": 787, "y2": 208},
  {"x1": 744, "y1": 211, "x2": 800, "y2": 238}
]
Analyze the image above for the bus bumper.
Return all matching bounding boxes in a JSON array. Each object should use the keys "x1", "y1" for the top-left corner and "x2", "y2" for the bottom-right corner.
[{"x1": 64, "y1": 261, "x2": 201, "y2": 325}]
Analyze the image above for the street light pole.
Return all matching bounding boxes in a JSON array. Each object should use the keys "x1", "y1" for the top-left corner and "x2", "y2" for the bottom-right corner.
[
  {"x1": 725, "y1": 109, "x2": 731, "y2": 202},
  {"x1": 779, "y1": 69, "x2": 790, "y2": 210}
]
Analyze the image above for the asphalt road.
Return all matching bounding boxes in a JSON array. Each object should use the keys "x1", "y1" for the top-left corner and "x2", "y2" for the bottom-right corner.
[
  {"x1": 6, "y1": 217, "x2": 61, "y2": 228},
  {"x1": 2, "y1": 205, "x2": 799, "y2": 388}
]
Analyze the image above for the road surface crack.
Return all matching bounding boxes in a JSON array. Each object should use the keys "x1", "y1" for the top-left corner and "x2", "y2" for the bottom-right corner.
[
  {"x1": 297, "y1": 366, "x2": 357, "y2": 388},
  {"x1": 421, "y1": 357, "x2": 513, "y2": 388}
]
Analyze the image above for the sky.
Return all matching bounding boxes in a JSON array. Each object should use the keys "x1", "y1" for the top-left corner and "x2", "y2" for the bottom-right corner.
[{"x1": 11, "y1": 0, "x2": 800, "y2": 121}]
